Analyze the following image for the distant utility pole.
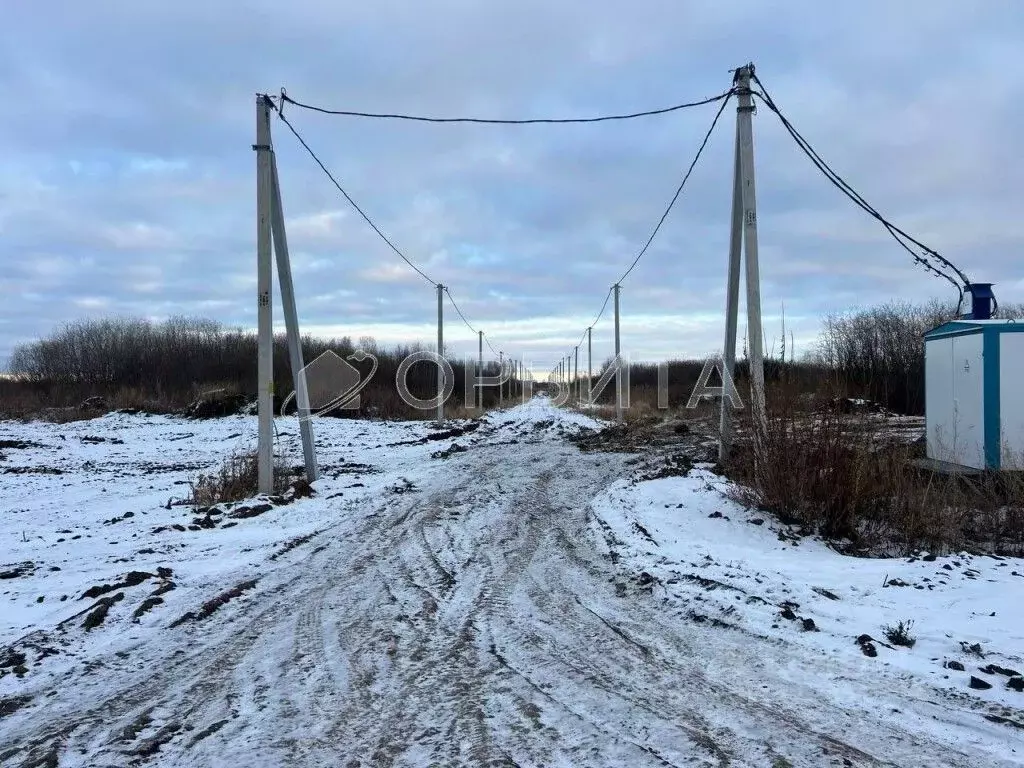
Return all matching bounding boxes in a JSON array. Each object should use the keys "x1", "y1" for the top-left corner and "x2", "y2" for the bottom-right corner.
[
  {"x1": 436, "y1": 283, "x2": 444, "y2": 426},
  {"x1": 587, "y1": 326, "x2": 593, "y2": 404},
  {"x1": 477, "y1": 331, "x2": 483, "y2": 410},
  {"x1": 499, "y1": 351, "x2": 504, "y2": 407},
  {"x1": 613, "y1": 283, "x2": 622, "y2": 422},
  {"x1": 720, "y1": 63, "x2": 766, "y2": 463},
  {"x1": 255, "y1": 94, "x2": 317, "y2": 494}
]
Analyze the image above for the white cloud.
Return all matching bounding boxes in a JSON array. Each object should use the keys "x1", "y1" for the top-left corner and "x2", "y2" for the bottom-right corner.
[{"x1": 0, "y1": 0, "x2": 1021, "y2": 364}]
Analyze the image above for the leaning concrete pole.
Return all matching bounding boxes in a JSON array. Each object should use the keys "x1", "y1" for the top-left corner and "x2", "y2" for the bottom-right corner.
[
  {"x1": 268, "y1": 154, "x2": 318, "y2": 482},
  {"x1": 587, "y1": 326, "x2": 593, "y2": 404},
  {"x1": 736, "y1": 64, "x2": 766, "y2": 434},
  {"x1": 255, "y1": 96, "x2": 275, "y2": 494},
  {"x1": 574, "y1": 346, "x2": 579, "y2": 404},
  {"x1": 718, "y1": 121, "x2": 744, "y2": 463},
  {"x1": 614, "y1": 283, "x2": 622, "y2": 423},
  {"x1": 436, "y1": 283, "x2": 444, "y2": 426},
  {"x1": 477, "y1": 330, "x2": 483, "y2": 410}
]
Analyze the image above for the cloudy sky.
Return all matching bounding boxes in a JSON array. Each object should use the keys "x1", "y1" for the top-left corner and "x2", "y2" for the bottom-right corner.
[{"x1": 3, "y1": 1, "x2": 1023, "y2": 375}]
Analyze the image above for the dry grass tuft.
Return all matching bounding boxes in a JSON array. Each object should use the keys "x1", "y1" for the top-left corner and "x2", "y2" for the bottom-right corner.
[
  {"x1": 189, "y1": 450, "x2": 290, "y2": 507},
  {"x1": 724, "y1": 387, "x2": 1024, "y2": 556}
]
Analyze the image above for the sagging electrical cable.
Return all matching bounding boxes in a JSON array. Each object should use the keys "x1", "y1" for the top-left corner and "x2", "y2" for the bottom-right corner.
[
  {"x1": 444, "y1": 288, "x2": 479, "y2": 335},
  {"x1": 271, "y1": 101, "x2": 438, "y2": 286},
  {"x1": 749, "y1": 74, "x2": 969, "y2": 303},
  {"x1": 615, "y1": 89, "x2": 734, "y2": 284},
  {"x1": 279, "y1": 88, "x2": 735, "y2": 125}
]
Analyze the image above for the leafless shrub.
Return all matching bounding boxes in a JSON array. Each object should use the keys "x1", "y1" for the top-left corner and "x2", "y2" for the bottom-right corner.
[
  {"x1": 189, "y1": 450, "x2": 290, "y2": 507},
  {"x1": 883, "y1": 620, "x2": 917, "y2": 648},
  {"x1": 724, "y1": 386, "x2": 1024, "y2": 556},
  {"x1": 812, "y1": 299, "x2": 1024, "y2": 416}
]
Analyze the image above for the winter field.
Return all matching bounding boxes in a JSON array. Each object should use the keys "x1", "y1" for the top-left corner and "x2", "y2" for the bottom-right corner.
[{"x1": 1, "y1": 396, "x2": 1022, "y2": 767}]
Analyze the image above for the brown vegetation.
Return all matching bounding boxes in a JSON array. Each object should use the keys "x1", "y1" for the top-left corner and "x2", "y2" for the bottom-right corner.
[
  {"x1": 4, "y1": 316, "x2": 521, "y2": 421},
  {"x1": 722, "y1": 387, "x2": 1024, "y2": 556}
]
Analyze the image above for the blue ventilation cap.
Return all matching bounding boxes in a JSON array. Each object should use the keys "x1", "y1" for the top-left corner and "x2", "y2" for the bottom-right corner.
[{"x1": 965, "y1": 283, "x2": 996, "y2": 320}]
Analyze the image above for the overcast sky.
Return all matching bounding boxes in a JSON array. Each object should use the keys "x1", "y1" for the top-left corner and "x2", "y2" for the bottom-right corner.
[{"x1": 3, "y1": 1, "x2": 1022, "y2": 375}]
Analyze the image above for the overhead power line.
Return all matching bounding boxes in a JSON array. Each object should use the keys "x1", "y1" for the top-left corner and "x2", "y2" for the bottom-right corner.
[
  {"x1": 616, "y1": 89, "x2": 733, "y2": 284},
  {"x1": 589, "y1": 286, "x2": 614, "y2": 330},
  {"x1": 279, "y1": 89, "x2": 736, "y2": 125},
  {"x1": 749, "y1": 73, "x2": 969, "y2": 297},
  {"x1": 272, "y1": 104, "x2": 437, "y2": 286},
  {"x1": 444, "y1": 288, "x2": 478, "y2": 335}
]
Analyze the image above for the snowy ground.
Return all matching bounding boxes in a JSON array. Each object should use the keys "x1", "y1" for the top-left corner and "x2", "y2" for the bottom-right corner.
[{"x1": 0, "y1": 397, "x2": 1022, "y2": 766}]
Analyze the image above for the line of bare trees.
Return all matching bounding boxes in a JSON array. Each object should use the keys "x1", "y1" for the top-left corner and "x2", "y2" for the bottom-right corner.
[
  {"x1": 813, "y1": 299, "x2": 1024, "y2": 415},
  {"x1": 7, "y1": 297, "x2": 1022, "y2": 420},
  {"x1": 5, "y1": 316, "x2": 507, "y2": 419}
]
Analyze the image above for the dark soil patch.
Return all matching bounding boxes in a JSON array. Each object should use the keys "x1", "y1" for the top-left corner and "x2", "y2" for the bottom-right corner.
[
  {"x1": 0, "y1": 695, "x2": 31, "y2": 718},
  {"x1": 83, "y1": 592, "x2": 125, "y2": 630},
  {"x1": 227, "y1": 503, "x2": 273, "y2": 520},
  {"x1": 426, "y1": 423, "x2": 480, "y2": 442},
  {"x1": 431, "y1": 442, "x2": 468, "y2": 460},
  {"x1": 183, "y1": 391, "x2": 249, "y2": 419},
  {"x1": 80, "y1": 435, "x2": 124, "y2": 444},
  {"x1": 637, "y1": 454, "x2": 694, "y2": 481},
  {"x1": 132, "y1": 597, "x2": 165, "y2": 620},
  {"x1": 80, "y1": 571, "x2": 154, "y2": 600},
  {"x1": 0, "y1": 439, "x2": 44, "y2": 450},
  {"x1": 680, "y1": 573, "x2": 740, "y2": 592},
  {"x1": 131, "y1": 721, "x2": 183, "y2": 756},
  {"x1": 170, "y1": 578, "x2": 258, "y2": 627},
  {"x1": 270, "y1": 532, "x2": 321, "y2": 561},
  {"x1": 188, "y1": 718, "x2": 230, "y2": 747},
  {"x1": 387, "y1": 421, "x2": 482, "y2": 447},
  {"x1": 571, "y1": 418, "x2": 712, "y2": 456},
  {"x1": 984, "y1": 714, "x2": 1024, "y2": 729},
  {"x1": 631, "y1": 522, "x2": 657, "y2": 545},
  {"x1": 2, "y1": 466, "x2": 64, "y2": 475},
  {"x1": 0, "y1": 562, "x2": 35, "y2": 580},
  {"x1": 812, "y1": 587, "x2": 841, "y2": 601},
  {"x1": 979, "y1": 664, "x2": 1022, "y2": 678},
  {"x1": 0, "y1": 649, "x2": 27, "y2": 670}
]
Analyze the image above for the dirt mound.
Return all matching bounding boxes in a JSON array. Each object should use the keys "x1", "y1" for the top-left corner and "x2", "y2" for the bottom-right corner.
[
  {"x1": 183, "y1": 391, "x2": 250, "y2": 419},
  {"x1": 571, "y1": 417, "x2": 714, "y2": 457}
]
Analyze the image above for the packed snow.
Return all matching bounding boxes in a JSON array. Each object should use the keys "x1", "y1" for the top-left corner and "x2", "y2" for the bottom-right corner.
[{"x1": 0, "y1": 396, "x2": 1021, "y2": 766}]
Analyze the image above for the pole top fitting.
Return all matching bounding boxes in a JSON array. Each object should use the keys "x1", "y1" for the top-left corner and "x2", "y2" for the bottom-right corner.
[{"x1": 731, "y1": 62, "x2": 755, "y2": 82}]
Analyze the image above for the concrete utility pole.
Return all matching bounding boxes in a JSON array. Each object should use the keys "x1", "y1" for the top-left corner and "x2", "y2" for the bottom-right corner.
[
  {"x1": 269, "y1": 157, "x2": 318, "y2": 483},
  {"x1": 574, "y1": 346, "x2": 579, "y2": 404},
  {"x1": 719, "y1": 63, "x2": 766, "y2": 463},
  {"x1": 436, "y1": 283, "x2": 444, "y2": 426},
  {"x1": 477, "y1": 331, "x2": 483, "y2": 410},
  {"x1": 613, "y1": 283, "x2": 622, "y2": 422},
  {"x1": 499, "y1": 351, "x2": 504, "y2": 407},
  {"x1": 255, "y1": 97, "x2": 275, "y2": 494},
  {"x1": 587, "y1": 326, "x2": 593, "y2": 404}
]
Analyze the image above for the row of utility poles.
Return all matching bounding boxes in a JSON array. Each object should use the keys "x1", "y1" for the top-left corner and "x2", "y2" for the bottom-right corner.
[
  {"x1": 435, "y1": 283, "x2": 525, "y2": 426},
  {"x1": 549, "y1": 282, "x2": 622, "y2": 422},
  {"x1": 547, "y1": 64, "x2": 765, "y2": 459},
  {"x1": 255, "y1": 62, "x2": 766, "y2": 492}
]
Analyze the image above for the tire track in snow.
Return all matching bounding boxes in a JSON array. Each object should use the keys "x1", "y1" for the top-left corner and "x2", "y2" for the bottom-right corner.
[{"x1": 2, "y1": 403, "x2": 1010, "y2": 767}]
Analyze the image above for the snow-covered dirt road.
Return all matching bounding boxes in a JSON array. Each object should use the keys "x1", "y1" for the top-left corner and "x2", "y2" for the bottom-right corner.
[{"x1": 2, "y1": 398, "x2": 1022, "y2": 766}]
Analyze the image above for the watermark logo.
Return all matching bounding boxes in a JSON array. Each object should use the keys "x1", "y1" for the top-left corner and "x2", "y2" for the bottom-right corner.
[
  {"x1": 687, "y1": 356, "x2": 744, "y2": 410},
  {"x1": 280, "y1": 350, "x2": 744, "y2": 417},
  {"x1": 280, "y1": 349, "x2": 377, "y2": 418}
]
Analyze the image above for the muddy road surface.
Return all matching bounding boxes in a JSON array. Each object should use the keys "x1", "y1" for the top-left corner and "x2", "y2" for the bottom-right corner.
[{"x1": 0, "y1": 399, "x2": 1009, "y2": 767}]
